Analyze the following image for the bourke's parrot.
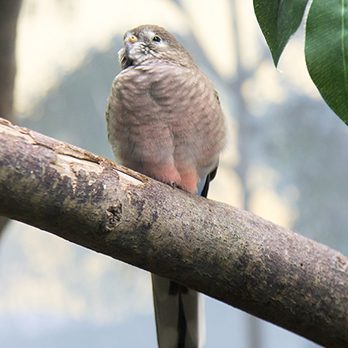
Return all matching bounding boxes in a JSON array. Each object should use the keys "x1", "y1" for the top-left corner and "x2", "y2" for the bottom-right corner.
[{"x1": 106, "y1": 24, "x2": 226, "y2": 348}]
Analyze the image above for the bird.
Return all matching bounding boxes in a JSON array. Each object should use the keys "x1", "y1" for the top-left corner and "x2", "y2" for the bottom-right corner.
[{"x1": 106, "y1": 24, "x2": 226, "y2": 348}]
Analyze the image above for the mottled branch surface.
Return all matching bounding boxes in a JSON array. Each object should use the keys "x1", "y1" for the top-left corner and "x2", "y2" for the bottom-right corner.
[{"x1": 0, "y1": 118, "x2": 347, "y2": 347}]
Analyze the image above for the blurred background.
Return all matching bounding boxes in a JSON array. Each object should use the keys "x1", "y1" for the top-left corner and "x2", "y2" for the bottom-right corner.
[{"x1": 1, "y1": 0, "x2": 347, "y2": 347}]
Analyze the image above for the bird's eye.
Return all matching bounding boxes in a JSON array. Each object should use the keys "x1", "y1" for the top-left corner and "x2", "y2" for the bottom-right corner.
[{"x1": 152, "y1": 35, "x2": 162, "y2": 43}]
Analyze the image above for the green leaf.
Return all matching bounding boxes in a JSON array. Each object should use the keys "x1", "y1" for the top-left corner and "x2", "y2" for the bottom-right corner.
[
  {"x1": 305, "y1": 0, "x2": 348, "y2": 123},
  {"x1": 254, "y1": 0, "x2": 309, "y2": 66}
]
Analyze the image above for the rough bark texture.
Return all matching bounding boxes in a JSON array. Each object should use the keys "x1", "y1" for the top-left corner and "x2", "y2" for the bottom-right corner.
[{"x1": 0, "y1": 117, "x2": 347, "y2": 347}]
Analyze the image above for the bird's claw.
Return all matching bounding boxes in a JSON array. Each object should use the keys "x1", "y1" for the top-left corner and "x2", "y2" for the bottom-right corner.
[
  {"x1": 167, "y1": 181, "x2": 183, "y2": 191},
  {"x1": 168, "y1": 181, "x2": 178, "y2": 189}
]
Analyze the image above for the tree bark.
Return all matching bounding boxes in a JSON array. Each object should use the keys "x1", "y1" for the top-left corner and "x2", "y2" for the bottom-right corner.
[{"x1": 0, "y1": 117, "x2": 347, "y2": 347}]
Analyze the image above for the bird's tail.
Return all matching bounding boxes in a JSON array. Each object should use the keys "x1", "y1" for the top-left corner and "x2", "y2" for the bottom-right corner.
[
  {"x1": 152, "y1": 169, "x2": 217, "y2": 348},
  {"x1": 152, "y1": 275, "x2": 200, "y2": 348}
]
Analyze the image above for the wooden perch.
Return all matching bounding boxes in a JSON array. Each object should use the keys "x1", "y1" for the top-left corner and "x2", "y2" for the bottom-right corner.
[{"x1": 0, "y1": 117, "x2": 347, "y2": 347}]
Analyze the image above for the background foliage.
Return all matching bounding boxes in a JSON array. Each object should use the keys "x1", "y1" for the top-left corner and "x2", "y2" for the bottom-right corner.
[{"x1": 254, "y1": 0, "x2": 348, "y2": 122}]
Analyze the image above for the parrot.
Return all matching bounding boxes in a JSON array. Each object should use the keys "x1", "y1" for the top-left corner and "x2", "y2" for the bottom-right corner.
[{"x1": 106, "y1": 24, "x2": 226, "y2": 348}]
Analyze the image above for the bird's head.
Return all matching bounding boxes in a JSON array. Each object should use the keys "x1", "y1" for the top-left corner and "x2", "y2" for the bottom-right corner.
[{"x1": 118, "y1": 24, "x2": 193, "y2": 69}]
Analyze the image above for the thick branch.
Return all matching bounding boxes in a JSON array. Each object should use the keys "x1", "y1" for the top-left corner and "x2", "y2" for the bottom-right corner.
[{"x1": 0, "y1": 118, "x2": 347, "y2": 347}]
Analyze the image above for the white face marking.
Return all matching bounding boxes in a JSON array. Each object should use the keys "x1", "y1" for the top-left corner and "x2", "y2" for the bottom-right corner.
[
  {"x1": 145, "y1": 30, "x2": 168, "y2": 49},
  {"x1": 120, "y1": 29, "x2": 169, "y2": 67}
]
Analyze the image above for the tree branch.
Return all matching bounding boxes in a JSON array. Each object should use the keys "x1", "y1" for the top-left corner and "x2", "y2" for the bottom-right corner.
[{"x1": 0, "y1": 117, "x2": 347, "y2": 347}]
